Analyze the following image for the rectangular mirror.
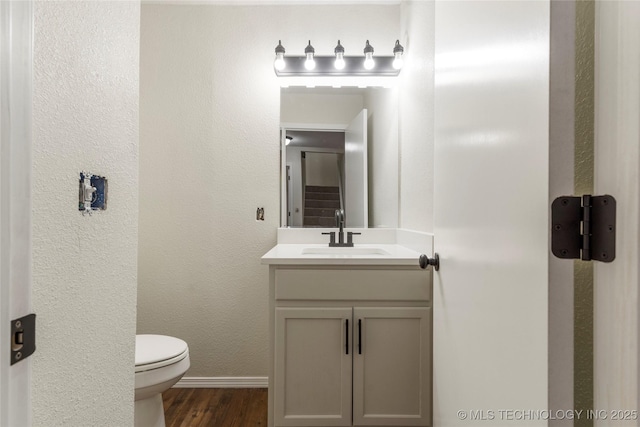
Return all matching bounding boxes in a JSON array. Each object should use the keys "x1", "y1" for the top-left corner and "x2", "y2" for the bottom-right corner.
[{"x1": 280, "y1": 87, "x2": 399, "y2": 228}]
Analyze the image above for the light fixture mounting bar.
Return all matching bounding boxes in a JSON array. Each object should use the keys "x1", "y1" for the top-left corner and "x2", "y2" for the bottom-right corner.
[{"x1": 274, "y1": 56, "x2": 399, "y2": 76}]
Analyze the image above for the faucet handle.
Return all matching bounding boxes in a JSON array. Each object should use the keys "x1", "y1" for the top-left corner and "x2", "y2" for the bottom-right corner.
[
  {"x1": 347, "y1": 231, "x2": 361, "y2": 245},
  {"x1": 322, "y1": 232, "x2": 336, "y2": 245}
]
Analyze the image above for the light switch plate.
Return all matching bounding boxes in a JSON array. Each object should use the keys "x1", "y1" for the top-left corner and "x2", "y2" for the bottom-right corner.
[{"x1": 79, "y1": 172, "x2": 108, "y2": 212}]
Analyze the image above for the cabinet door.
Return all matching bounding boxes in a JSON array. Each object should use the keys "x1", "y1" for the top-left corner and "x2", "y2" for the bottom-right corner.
[
  {"x1": 275, "y1": 307, "x2": 353, "y2": 426},
  {"x1": 353, "y1": 307, "x2": 431, "y2": 426}
]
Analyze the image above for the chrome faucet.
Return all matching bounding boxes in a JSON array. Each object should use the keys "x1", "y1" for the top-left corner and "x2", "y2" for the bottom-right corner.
[{"x1": 322, "y1": 209, "x2": 360, "y2": 247}]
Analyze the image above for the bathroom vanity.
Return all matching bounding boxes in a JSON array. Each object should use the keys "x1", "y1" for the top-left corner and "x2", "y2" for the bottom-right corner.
[{"x1": 262, "y1": 232, "x2": 433, "y2": 427}]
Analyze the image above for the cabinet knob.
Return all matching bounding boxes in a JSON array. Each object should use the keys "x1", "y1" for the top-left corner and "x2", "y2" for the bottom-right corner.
[{"x1": 419, "y1": 253, "x2": 439, "y2": 271}]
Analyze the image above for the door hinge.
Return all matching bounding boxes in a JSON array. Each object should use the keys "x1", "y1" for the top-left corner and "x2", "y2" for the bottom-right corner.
[
  {"x1": 11, "y1": 313, "x2": 36, "y2": 365},
  {"x1": 551, "y1": 194, "x2": 616, "y2": 262}
]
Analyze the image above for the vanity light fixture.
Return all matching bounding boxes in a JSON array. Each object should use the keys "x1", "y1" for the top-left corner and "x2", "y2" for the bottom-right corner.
[
  {"x1": 304, "y1": 40, "x2": 316, "y2": 71},
  {"x1": 272, "y1": 39, "x2": 403, "y2": 78},
  {"x1": 334, "y1": 40, "x2": 346, "y2": 70},
  {"x1": 285, "y1": 136, "x2": 293, "y2": 145},
  {"x1": 392, "y1": 40, "x2": 404, "y2": 70},
  {"x1": 274, "y1": 40, "x2": 286, "y2": 71},
  {"x1": 363, "y1": 40, "x2": 375, "y2": 70}
]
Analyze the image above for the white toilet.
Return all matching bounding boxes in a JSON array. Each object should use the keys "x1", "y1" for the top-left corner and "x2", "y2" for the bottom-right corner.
[{"x1": 135, "y1": 334, "x2": 190, "y2": 427}]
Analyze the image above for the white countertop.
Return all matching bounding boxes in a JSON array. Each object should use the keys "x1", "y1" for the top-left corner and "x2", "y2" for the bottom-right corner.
[{"x1": 261, "y1": 243, "x2": 424, "y2": 266}]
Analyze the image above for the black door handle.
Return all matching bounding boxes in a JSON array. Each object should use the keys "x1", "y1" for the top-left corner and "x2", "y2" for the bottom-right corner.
[
  {"x1": 345, "y1": 319, "x2": 349, "y2": 355},
  {"x1": 358, "y1": 319, "x2": 362, "y2": 354}
]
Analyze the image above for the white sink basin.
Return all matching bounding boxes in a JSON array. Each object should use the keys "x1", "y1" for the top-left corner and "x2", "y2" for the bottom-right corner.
[{"x1": 301, "y1": 247, "x2": 391, "y2": 256}]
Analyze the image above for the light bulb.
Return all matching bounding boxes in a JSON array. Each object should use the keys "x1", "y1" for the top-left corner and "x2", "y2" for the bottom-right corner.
[
  {"x1": 363, "y1": 40, "x2": 375, "y2": 70},
  {"x1": 305, "y1": 52, "x2": 316, "y2": 70},
  {"x1": 274, "y1": 52, "x2": 286, "y2": 71},
  {"x1": 392, "y1": 55, "x2": 404, "y2": 70},
  {"x1": 364, "y1": 54, "x2": 375, "y2": 70},
  {"x1": 274, "y1": 40, "x2": 286, "y2": 71},
  {"x1": 392, "y1": 40, "x2": 404, "y2": 70},
  {"x1": 334, "y1": 40, "x2": 346, "y2": 70},
  {"x1": 304, "y1": 40, "x2": 316, "y2": 71},
  {"x1": 335, "y1": 52, "x2": 345, "y2": 70}
]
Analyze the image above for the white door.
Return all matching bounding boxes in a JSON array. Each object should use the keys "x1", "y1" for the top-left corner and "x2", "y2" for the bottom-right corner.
[
  {"x1": 352, "y1": 307, "x2": 430, "y2": 426},
  {"x1": 274, "y1": 308, "x2": 352, "y2": 427},
  {"x1": 433, "y1": 1, "x2": 550, "y2": 426},
  {"x1": 0, "y1": 1, "x2": 33, "y2": 426},
  {"x1": 344, "y1": 109, "x2": 367, "y2": 228}
]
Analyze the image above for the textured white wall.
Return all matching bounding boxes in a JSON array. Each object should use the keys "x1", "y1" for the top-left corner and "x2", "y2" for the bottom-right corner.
[
  {"x1": 399, "y1": 1, "x2": 434, "y2": 232},
  {"x1": 32, "y1": 2, "x2": 139, "y2": 426},
  {"x1": 139, "y1": 3, "x2": 400, "y2": 377}
]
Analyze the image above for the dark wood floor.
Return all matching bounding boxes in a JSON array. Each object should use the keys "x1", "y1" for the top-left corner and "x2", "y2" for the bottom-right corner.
[{"x1": 163, "y1": 388, "x2": 267, "y2": 427}]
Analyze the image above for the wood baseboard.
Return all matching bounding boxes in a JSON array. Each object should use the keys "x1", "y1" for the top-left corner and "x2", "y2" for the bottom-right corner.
[{"x1": 174, "y1": 376, "x2": 268, "y2": 388}]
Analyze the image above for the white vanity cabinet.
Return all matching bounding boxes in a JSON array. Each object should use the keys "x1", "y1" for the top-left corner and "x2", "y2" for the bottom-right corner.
[
  {"x1": 352, "y1": 307, "x2": 430, "y2": 427},
  {"x1": 268, "y1": 266, "x2": 432, "y2": 427},
  {"x1": 274, "y1": 307, "x2": 353, "y2": 426}
]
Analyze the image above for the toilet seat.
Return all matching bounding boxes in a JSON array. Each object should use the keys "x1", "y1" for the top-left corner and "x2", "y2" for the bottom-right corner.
[
  {"x1": 134, "y1": 334, "x2": 190, "y2": 427},
  {"x1": 135, "y1": 334, "x2": 189, "y2": 373}
]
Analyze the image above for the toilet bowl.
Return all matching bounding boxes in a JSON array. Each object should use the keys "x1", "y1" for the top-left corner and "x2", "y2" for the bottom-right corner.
[{"x1": 135, "y1": 334, "x2": 190, "y2": 427}]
